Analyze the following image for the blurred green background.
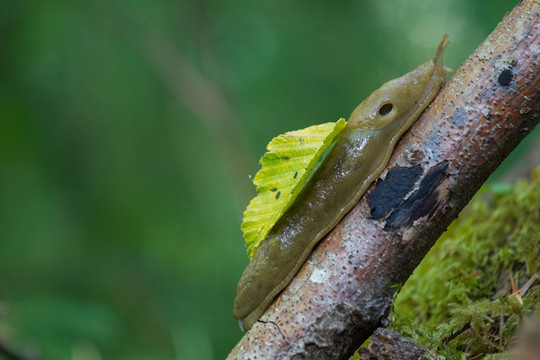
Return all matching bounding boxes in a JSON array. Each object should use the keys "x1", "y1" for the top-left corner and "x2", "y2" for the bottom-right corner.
[{"x1": 1, "y1": 0, "x2": 537, "y2": 359}]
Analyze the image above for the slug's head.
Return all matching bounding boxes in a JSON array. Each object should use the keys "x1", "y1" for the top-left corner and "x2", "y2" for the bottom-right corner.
[{"x1": 346, "y1": 35, "x2": 451, "y2": 132}]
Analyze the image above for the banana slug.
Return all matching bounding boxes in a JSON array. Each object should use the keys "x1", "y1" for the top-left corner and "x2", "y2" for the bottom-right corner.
[{"x1": 234, "y1": 35, "x2": 451, "y2": 332}]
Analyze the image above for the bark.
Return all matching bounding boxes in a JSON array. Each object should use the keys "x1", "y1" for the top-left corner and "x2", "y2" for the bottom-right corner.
[
  {"x1": 227, "y1": 1, "x2": 540, "y2": 359},
  {"x1": 358, "y1": 328, "x2": 432, "y2": 360}
]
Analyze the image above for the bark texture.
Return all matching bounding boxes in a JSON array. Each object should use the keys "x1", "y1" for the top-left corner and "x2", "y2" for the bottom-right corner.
[
  {"x1": 228, "y1": 1, "x2": 540, "y2": 358},
  {"x1": 358, "y1": 328, "x2": 432, "y2": 360}
]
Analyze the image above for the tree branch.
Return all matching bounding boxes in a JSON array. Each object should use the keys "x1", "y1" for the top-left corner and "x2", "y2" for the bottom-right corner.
[
  {"x1": 358, "y1": 328, "x2": 433, "y2": 360},
  {"x1": 138, "y1": 31, "x2": 257, "y2": 208},
  {"x1": 227, "y1": 0, "x2": 540, "y2": 358},
  {"x1": 115, "y1": 7, "x2": 257, "y2": 210}
]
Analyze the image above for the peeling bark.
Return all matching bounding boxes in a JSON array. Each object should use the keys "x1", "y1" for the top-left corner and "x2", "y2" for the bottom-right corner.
[{"x1": 227, "y1": 1, "x2": 540, "y2": 359}]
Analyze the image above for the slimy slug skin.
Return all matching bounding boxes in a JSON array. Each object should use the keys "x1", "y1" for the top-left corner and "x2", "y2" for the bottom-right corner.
[{"x1": 234, "y1": 35, "x2": 451, "y2": 332}]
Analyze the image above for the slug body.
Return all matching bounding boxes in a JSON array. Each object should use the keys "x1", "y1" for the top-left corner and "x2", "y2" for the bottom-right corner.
[{"x1": 234, "y1": 36, "x2": 451, "y2": 331}]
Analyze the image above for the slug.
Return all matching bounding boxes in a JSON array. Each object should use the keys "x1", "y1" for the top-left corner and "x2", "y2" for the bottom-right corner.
[{"x1": 234, "y1": 35, "x2": 451, "y2": 332}]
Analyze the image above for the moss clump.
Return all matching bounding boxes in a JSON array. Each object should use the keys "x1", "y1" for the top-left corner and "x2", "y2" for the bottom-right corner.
[{"x1": 392, "y1": 167, "x2": 540, "y2": 359}]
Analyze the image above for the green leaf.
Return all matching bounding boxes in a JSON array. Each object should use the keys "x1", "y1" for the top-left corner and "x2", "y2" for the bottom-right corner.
[{"x1": 242, "y1": 118, "x2": 347, "y2": 260}]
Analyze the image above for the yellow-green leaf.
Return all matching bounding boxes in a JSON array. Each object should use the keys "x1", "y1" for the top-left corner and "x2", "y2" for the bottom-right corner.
[{"x1": 242, "y1": 118, "x2": 347, "y2": 260}]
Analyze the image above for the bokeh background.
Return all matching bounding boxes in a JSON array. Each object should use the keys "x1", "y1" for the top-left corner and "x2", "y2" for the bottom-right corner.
[{"x1": 1, "y1": 0, "x2": 538, "y2": 359}]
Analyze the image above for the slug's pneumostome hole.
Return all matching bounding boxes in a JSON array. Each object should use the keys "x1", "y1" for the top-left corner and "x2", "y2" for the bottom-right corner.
[{"x1": 379, "y1": 103, "x2": 394, "y2": 116}]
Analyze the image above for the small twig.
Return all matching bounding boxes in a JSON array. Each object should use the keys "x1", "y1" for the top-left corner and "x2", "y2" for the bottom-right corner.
[
  {"x1": 442, "y1": 322, "x2": 470, "y2": 344},
  {"x1": 499, "y1": 310, "x2": 504, "y2": 348},
  {"x1": 505, "y1": 268, "x2": 517, "y2": 294},
  {"x1": 468, "y1": 353, "x2": 484, "y2": 360},
  {"x1": 517, "y1": 271, "x2": 539, "y2": 297}
]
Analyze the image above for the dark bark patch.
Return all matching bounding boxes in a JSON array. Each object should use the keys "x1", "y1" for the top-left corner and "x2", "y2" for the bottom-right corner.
[
  {"x1": 385, "y1": 162, "x2": 449, "y2": 229},
  {"x1": 368, "y1": 166, "x2": 423, "y2": 219},
  {"x1": 498, "y1": 69, "x2": 513, "y2": 86}
]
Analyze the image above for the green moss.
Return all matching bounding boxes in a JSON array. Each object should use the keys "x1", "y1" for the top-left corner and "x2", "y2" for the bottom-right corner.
[{"x1": 392, "y1": 167, "x2": 540, "y2": 359}]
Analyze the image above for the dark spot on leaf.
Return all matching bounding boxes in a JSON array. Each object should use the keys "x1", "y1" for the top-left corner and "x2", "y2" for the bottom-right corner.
[
  {"x1": 498, "y1": 69, "x2": 512, "y2": 86},
  {"x1": 294, "y1": 172, "x2": 298, "y2": 179},
  {"x1": 271, "y1": 188, "x2": 277, "y2": 192},
  {"x1": 256, "y1": 283, "x2": 262, "y2": 292},
  {"x1": 275, "y1": 191, "x2": 281, "y2": 200},
  {"x1": 283, "y1": 156, "x2": 290, "y2": 161}
]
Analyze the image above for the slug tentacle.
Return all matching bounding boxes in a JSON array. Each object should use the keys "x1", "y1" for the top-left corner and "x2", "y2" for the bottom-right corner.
[{"x1": 234, "y1": 35, "x2": 451, "y2": 332}]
